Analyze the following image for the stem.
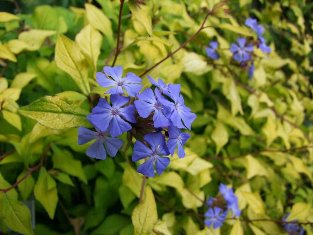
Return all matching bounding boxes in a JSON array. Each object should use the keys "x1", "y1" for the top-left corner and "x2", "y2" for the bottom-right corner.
[
  {"x1": 111, "y1": 0, "x2": 125, "y2": 66},
  {"x1": 139, "y1": 176, "x2": 147, "y2": 202},
  {"x1": 139, "y1": 8, "x2": 215, "y2": 77},
  {"x1": 0, "y1": 150, "x2": 15, "y2": 161}
]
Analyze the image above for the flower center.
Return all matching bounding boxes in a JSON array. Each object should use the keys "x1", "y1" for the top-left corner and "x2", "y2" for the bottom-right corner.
[
  {"x1": 117, "y1": 81, "x2": 124, "y2": 86},
  {"x1": 111, "y1": 108, "x2": 120, "y2": 116},
  {"x1": 154, "y1": 102, "x2": 162, "y2": 110}
]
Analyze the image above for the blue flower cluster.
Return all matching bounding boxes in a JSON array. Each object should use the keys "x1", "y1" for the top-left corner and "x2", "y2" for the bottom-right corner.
[
  {"x1": 206, "y1": 17, "x2": 271, "y2": 79},
  {"x1": 205, "y1": 184, "x2": 240, "y2": 229},
  {"x1": 78, "y1": 66, "x2": 196, "y2": 177},
  {"x1": 282, "y1": 214, "x2": 305, "y2": 235}
]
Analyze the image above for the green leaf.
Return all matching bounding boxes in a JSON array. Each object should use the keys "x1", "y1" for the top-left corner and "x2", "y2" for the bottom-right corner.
[
  {"x1": 132, "y1": 186, "x2": 158, "y2": 235},
  {"x1": 230, "y1": 220, "x2": 243, "y2": 235},
  {"x1": 85, "y1": 4, "x2": 113, "y2": 45},
  {"x1": 55, "y1": 35, "x2": 90, "y2": 94},
  {"x1": 0, "y1": 194, "x2": 34, "y2": 235},
  {"x1": 52, "y1": 147, "x2": 87, "y2": 183},
  {"x1": 0, "y1": 78, "x2": 8, "y2": 93},
  {"x1": 75, "y1": 24, "x2": 102, "y2": 69},
  {"x1": 123, "y1": 165, "x2": 142, "y2": 197},
  {"x1": 211, "y1": 121, "x2": 229, "y2": 153},
  {"x1": 91, "y1": 214, "x2": 130, "y2": 235},
  {"x1": 19, "y1": 95, "x2": 89, "y2": 130},
  {"x1": 0, "y1": 173, "x2": 18, "y2": 199},
  {"x1": 183, "y1": 52, "x2": 209, "y2": 75},
  {"x1": 2, "y1": 110, "x2": 22, "y2": 131},
  {"x1": 17, "y1": 171, "x2": 35, "y2": 200},
  {"x1": 218, "y1": 23, "x2": 253, "y2": 36},
  {"x1": 130, "y1": 5, "x2": 153, "y2": 35},
  {"x1": 34, "y1": 168, "x2": 58, "y2": 219}
]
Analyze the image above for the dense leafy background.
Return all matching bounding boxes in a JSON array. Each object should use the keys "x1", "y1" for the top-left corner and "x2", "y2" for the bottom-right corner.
[{"x1": 0, "y1": 0, "x2": 312, "y2": 234}]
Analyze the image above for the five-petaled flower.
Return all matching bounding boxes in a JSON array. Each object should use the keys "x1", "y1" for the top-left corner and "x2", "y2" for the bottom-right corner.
[
  {"x1": 230, "y1": 37, "x2": 254, "y2": 64},
  {"x1": 206, "y1": 41, "x2": 220, "y2": 60},
  {"x1": 97, "y1": 66, "x2": 142, "y2": 97},
  {"x1": 132, "y1": 132, "x2": 170, "y2": 177},
  {"x1": 205, "y1": 207, "x2": 227, "y2": 229},
  {"x1": 87, "y1": 95, "x2": 136, "y2": 137},
  {"x1": 78, "y1": 127, "x2": 123, "y2": 159},
  {"x1": 167, "y1": 126, "x2": 190, "y2": 158}
]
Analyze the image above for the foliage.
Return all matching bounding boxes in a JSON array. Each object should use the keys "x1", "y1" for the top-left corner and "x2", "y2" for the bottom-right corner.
[{"x1": 0, "y1": 0, "x2": 312, "y2": 234}]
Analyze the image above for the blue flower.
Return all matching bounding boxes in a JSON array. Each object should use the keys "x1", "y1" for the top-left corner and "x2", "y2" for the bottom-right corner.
[
  {"x1": 205, "y1": 207, "x2": 227, "y2": 229},
  {"x1": 78, "y1": 127, "x2": 123, "y2": 159},
  {"x1": 148, "y1": 76, "x2": 170, "y2": 94},
  {"x1": 96, "y1": 66, "x2": 142, "y2": 97},
  {"x1": 87, "y1": 95, "x2": 136, "y2": 137},
  {"x1": 167, "y1": 126, "x2": 190, "y2": 158},
  {"x1": 134, "y1": 88, "x2": 170, "y2": 128},
  {"x1": 248, "y1": 64, "x2": 254, "y2": 79},
  {"x1": 245, "y1": 18, "x2": 264, "y2": 37},
  {"x1": 282, "y1": 214, "x2": 305, "y2": 235},
  {"x1": 132, "y1": 132, "x2": 170, "y2": 177},
  {"x1": 219, "y1": 184, "x2": 241, "y2": 217},
  {"x1": 157, "y1": 84, "x2": 196, "y2": 130},
  {"x1": 230, "y1": 38, "x2": 254, "y2": 63},
  {"x1": 206, "y1": 41, "x2": 220, "y2": 60},
  {"x1": 259, "y1": 36, "x2": 271, "y2": 53}
]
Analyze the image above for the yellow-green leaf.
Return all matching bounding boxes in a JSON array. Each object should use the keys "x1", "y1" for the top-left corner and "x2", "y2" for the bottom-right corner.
[
  {"x1": 17, "y1": 171, "x2": 35, "y2": 200},
  {"x1": 11, "y1": 73, "x2": 36, "y2": 89},
  {"x1": 0, "y1": 44, "x2": 16, "y2": 62},
  {"x1": 75, "y1": 24, "x2": 102, "y2": 69},
  {"x1": 85, "y1": 4, "x2": 113, "y2": 45},
  {"x1": 0, "y1": 12, "x2": 20, "y2": 22},
  {"x1": 211, "y1": 121, "x2": 229, "y2": 153},
  {"x1": 287, "y1": 203, "x2": 311, "y2": 221},
  {"x1": 0, "y1": 194, "x2": 34, "y2": 235},
  {"x1": 19, "y1": 95, "x2": 89, "y2": 130},
  {"x1": 0, "y1": 78, "x2": 8, "y2": 93},
  {"x1": 130, "y1": 5, "x2": 153, "y2": 35},
  {"x1": 2, "y1": 110, "x2": 22, "y2": 131},
  {"x1": 55, "y1": 35, "x2": 90, "y2": 94},
  {"x1": 246, "y1": 155, "x2": 268, "y2": 179},
  {"x1": 230, "y1": 220, "x2": 243, "y2": 235},
  {"x1": 123, "y1": 165, "x2": 142, "y2": 197},
  {"x1": 132, "y1": 186, "x2": 158, "y2": 235},
  {"x1": 34, "y1": 168, "x2": 58, "y2": 219}
]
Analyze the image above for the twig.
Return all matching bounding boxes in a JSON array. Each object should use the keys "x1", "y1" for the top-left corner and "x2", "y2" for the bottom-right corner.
[
  {"x1": 0, "y1": 150, "x2": 15, "y2": 161},
  {"x1": 0, "y1": 144, "x2": 50, "y2": 193},
  {"x1": 139, "y1": 176, "x2": 147, "y2": 202},
  {"x1": 111, "y1": 0, "x2": 125, "y2": 66},
  {"x1": 139, "y1": 2, "x2": 228, "y2": 77}
]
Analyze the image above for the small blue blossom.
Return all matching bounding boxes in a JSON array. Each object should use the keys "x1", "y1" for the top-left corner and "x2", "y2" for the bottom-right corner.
[
  {"x1": 87, "y1": 95, "x2": 136, "y2": 137},
  {"x1": 157, "y1": 84, "x2": 196, "y2": 130},
  {"x1": 97, "y1": 66, "x2": 142, "y2": 97},
  {"x1": 219, "y1": 184, "x2": 241, "y2": 217},
  {"x1": 230, "y1": 38, "x2": 254, "y2": 63},
  {"x1": 282, "y1": 214, "x2": 305, "y2": 235},
  {"x1": 78, "y1": 127, "x2": 123, "y2": 159},
  {"x1": 259, "y1": 36, "x2": 271, "y2": 53},
  {"x1": 205, "y1": 207, "x2": 227, "y2": 229},
  {"x1": 167, "y1": 126, "x2": 190, "y2": 158},
  {"x1": 148, "y1": 76, "x2": 170, "y2": 94},
  {"x1": 245, "y1": 18, "x2": 264, "y2": 37},
  {"x1": 248, "y1": 64, "x2": 254, "y2": 79},
  {"x1": 134, "y1": 88, "x2": 170, "y2": 128},
  {"x1": 132, "y1": 132, "x2": 170, "y2": 177},
  {"x1": 206, "y1": 41, "x2": 220, "y2": 60}
]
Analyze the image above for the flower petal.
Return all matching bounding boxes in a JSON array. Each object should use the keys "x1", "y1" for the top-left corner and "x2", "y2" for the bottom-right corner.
[
  {"x1": 137, "y1": 158, "x2": 155, "y2": 177},
  {"x1": 104, "y1": 137, "x2": 123, "y2": 157},
  {"x1": 103, "y1": 66, "x2": 123, "y2": 81},
  {"x1": 132, "y1": 141, "x2": 153, "y2": 161},
  {"x1": 78, "y1": 127, "x2": 97, "y2": 145},
  {"x1": 155, "y1": 157, "x2": 170, "y2": 175},
  {"x1": 86, "y1": 139, "x2": 107, "y2": 160}
]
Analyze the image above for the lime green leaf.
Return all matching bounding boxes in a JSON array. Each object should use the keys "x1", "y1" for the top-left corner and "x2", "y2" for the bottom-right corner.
[
  {"x1": 85, "y1": 4, "x2": 113, "y2": 45},
  {"x1": 34, "y1": 168, "x2": 58, "y2": 219},
  {"x1": 0, "y1": 194, "x2": 34, "y2": 235},
  {"x1": 52, "y1": 147, "x2": 87, "y2": 183},
  {"x1": 223, "y1": 78, "x2": 243, "y2": 115},
  {"x1": 242, "y1": 191, "x2": 265, "y2": 215},
  {"x1": 8, "y1": 30, "x2": 55, "y2": 54},
  {"x1": 123, "y1": 165, "x2": 142, "y2": 197},
  {"x1": 19, "y1": 95, "x2": 89, "y2": 130},
  {"x1": 0, "y1": 44, "x2": 16, "y2": 62},
  {"x1": 218, "y1": 23, "x2": 253, "y2": 36},
  {"x1": 76, "y1": 25, "x2": 102, "y2": 69},
  {"x1": 0, "y1": 78, "x2": 8, "y2": 93},
  {"x1": 230, "y1": 220, "x2": 243, "y2": 235},
  {"x1": 153, "y1": 172, "x2": 184, "y2": 191},
  {"x1": 132, "y1": 186, "x2": 158, "y2": 235},
  {"x1": 246, "y1": 155, "x2": 268, "y2": 179},
  {"x1": 2, "y1": 110, "x2": 22, "y2": 131},
  {"x1": 0, "y1": 173, "x2": 18, "y2": 199},
  {"x1": 211, "y1": 121, "x2": 229, "y2": 153},
  {"x1": 17, "y1": 171, "x2": 35, "y2": 200},
  {"x1": 50, "y1": 170, "x2": 74, "y2": 186},
  {"x1": 130, "y1": 5, "x2": 153, "y2": 35},
  {"x1": 183, "y1": 52, "x2": 209, "y2": 75},
  {"x1": 55, "y1": 35, "x2": 90, "y2": 94},
  {"x1": 91, "y1": 214, "x2": 130, "y2": 235},
  {"x1": 287, "y1": 203, "x2": 311, "y2": 221},
  {"x1": 11, "y1": 73, "x2": 36, "y2": 89},
  {"x1": 153, "y1": 220, "x2": 171, "y2": 235},
  {"x1": 0, "y1": 12, "x2": 20, "y2": 22}
]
